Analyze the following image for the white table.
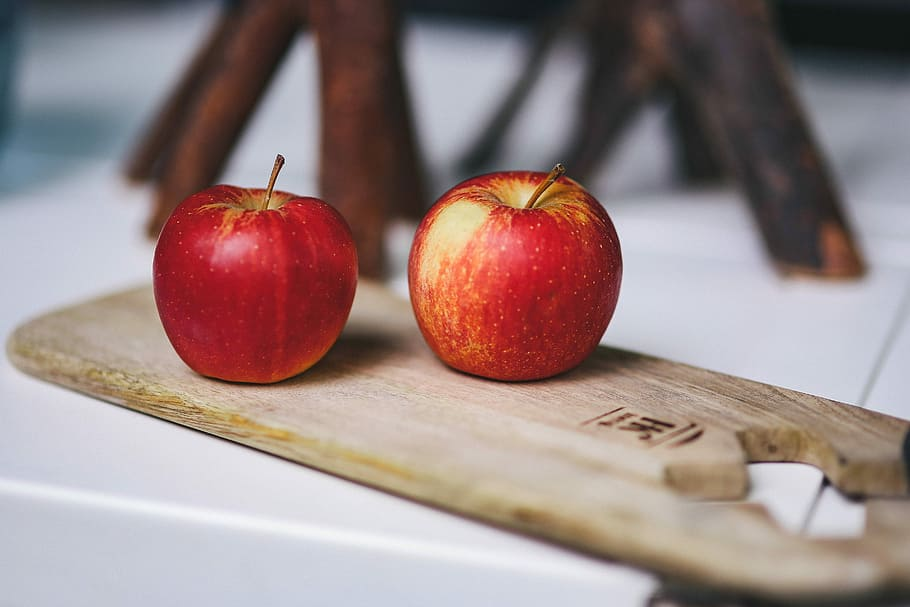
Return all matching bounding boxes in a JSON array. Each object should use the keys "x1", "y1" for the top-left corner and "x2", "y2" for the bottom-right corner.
[{"x1": 2, "y1": 4, "x2": 909, "y2": 605}]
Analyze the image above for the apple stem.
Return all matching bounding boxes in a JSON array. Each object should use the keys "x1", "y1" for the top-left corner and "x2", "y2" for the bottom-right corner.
[
  {"x1": 262, "y1": 154, "x2": 286, "y2": 211},
  {"x1": 524, "y1": 163, "x2": 566, "y2": 210}
]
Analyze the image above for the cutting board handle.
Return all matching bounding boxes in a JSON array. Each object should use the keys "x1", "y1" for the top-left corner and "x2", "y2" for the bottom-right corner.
[
  {"x1": 721, "y1": 375, "x2": 910, "y2": 497},
  {"x1": 587, "y1": 351, "x2": 910, "y2": 498}
]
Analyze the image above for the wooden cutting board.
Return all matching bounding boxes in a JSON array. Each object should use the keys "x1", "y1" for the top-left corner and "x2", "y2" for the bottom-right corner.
[{"x1": 7, "y1": 282, "x2": 910, "y2": 603}]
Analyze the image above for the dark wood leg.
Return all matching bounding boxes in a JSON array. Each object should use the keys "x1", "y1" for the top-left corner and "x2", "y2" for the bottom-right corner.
[
  {"x1": 666, "y1": 0, "x2": 863, "y2": 277},
  {"x1": 123, "y1": 3, "x2": 243, "y2": 184},
  {"x1": 312, "y1": 0, "x2": 424, "y2": 277},
  {"x1": 666, "y1": 82, "x2": 725, "y2": 185},
  {"x1": 147, "y1": 0, "x2": 301, "y2": 237}
]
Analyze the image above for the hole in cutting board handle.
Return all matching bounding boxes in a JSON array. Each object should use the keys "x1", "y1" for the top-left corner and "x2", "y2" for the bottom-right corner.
[
  {"x1": 735, "y1": 425, "x2": 910, "y2": 499},
  {"x1": 745, "y1": 462, "x2": 828, "y2": 535}
]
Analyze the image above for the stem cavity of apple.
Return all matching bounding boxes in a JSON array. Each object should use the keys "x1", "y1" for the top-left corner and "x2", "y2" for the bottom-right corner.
[
  {"x1": 523, "y1": 163, "x2": 566, "y2": 210},
  {"x1": 262, "y1": 154, "x2": 286, "y2": 211}
]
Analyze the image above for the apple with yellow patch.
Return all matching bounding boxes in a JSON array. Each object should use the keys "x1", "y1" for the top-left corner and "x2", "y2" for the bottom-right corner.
[
  {"x1": 408, "y1": 164, "x2": 622, "y2": 381},
  {"x1": 153, "y1": 155, "x2": 358, "y2": 383}
]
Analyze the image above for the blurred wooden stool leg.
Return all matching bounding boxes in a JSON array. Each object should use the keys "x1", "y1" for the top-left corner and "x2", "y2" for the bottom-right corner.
[
  {"x1": 311, "y1": 0, "x2": 426, "y2": 277},
  {"x1": 667, "y1": 82, "x2": 725, "y2": 185},
  {"x1": 123, "y1": 3, "x2": 244, "y2": 185},
  {"x1": 665, "y1": 0, "x2": 864, "y2": 277},
  {"x1": 147, "y1": 0, "x2": 301, "y2": 237}
]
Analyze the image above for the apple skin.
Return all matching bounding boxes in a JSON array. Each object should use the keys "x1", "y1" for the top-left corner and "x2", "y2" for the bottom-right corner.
[
  {"x1": 408, "y1": 170, "x2": 621, "y2": 381},
  {"x1": 153, "y1": 185, "x2": 357, "y2": 383}
]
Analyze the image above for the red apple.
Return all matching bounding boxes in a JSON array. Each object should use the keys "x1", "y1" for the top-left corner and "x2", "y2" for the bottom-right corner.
[
  {"x1": 408, "y1": 164, "x2": 621, "y2": 381},
  {"x1": 153, "y1": 155, "x2": 357, "y2": 383}
]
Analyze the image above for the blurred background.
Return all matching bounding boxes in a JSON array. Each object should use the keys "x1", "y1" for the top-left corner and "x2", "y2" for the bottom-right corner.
[{"x1": 1, "y1": 0, "x2": 908, "y2": 200}]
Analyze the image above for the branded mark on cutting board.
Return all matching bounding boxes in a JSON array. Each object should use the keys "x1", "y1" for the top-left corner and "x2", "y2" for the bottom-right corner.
[{"x1": 581, "y1": 407, "x2": 704, "y2": 448}]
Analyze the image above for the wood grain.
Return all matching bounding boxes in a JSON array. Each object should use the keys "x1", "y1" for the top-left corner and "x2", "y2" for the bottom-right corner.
[{"x1": 7, "y1": 283, "x2": 910, "y2": 602}]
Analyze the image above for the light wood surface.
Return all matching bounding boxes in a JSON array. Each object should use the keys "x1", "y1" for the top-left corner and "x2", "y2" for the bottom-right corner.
[{"x1": 7, "y1": 282, "x2": 910, "y2": 602}]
